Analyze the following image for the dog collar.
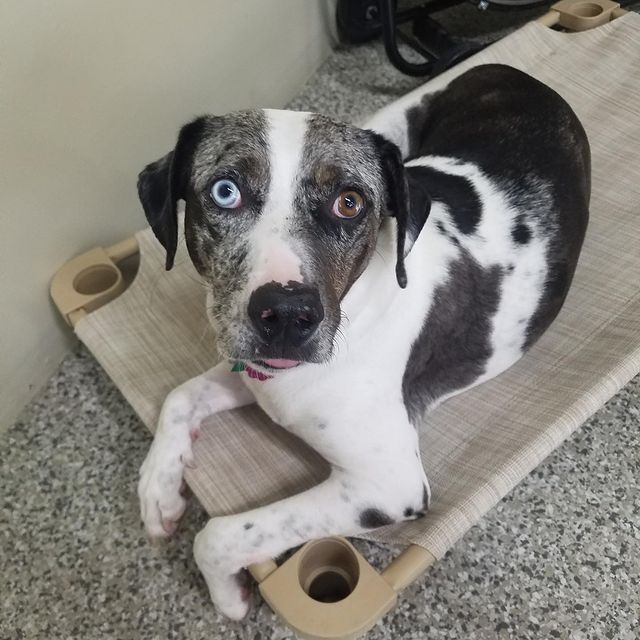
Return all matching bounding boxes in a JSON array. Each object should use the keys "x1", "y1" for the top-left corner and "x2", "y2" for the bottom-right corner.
[{"x1": 231, "y1": 360, "x2": 273, "y2": 381}]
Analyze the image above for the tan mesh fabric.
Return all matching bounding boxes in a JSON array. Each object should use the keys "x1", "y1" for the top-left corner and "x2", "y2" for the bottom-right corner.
[{"x1": 76, "y1": 16, "x2": 640, "y2": 560}]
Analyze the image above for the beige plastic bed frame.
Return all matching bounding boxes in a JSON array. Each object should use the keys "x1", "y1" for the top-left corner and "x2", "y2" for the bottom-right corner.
[
  {"x1": 50, "y1": 3, "x2": 628, "y2": 638},
  {"x1": 51, "y1": 234, "x2": 431, "y2": 640}
]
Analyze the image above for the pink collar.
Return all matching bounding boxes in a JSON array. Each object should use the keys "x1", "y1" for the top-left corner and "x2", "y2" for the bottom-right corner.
[
  {"x1": 245, "y1": 364, "x2": 273, "y2": 381},
  {"x1": 231, "y1": 360, "x2": 273, "y2": 381}
]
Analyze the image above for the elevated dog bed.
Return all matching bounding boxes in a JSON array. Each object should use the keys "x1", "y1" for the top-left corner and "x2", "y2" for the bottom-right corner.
[{"x1": 51, "y1": 5, "x2": 640, "y2": 639}]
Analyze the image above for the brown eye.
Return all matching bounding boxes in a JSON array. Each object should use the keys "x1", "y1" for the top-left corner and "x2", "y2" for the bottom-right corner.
[{"x1": 332, "y1": 190, "x2": 364, "y2": 219}]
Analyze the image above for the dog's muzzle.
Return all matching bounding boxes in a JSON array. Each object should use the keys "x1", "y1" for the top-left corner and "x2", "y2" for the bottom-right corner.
[{"x1": 248, "y1": 282, "x2": 324, "y2": 351}]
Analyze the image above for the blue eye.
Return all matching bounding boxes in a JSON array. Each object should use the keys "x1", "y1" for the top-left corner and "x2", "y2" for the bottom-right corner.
[{"x1": 211, "y1": 179, "x2": 242, "y2": 209}]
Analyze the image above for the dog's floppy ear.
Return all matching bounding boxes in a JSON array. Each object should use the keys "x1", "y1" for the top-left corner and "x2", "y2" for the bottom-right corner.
[
  {"x1": 137, "y1": 117, "x2": 205, "y2": 270},
  {"x1": 370, "y1": 133, "x2": 431, "y2": 288}
]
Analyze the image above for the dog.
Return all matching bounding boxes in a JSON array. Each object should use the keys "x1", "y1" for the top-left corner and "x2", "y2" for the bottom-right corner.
[{"x1": 136, "y1": 64, "x2": 590, "y2": 619}]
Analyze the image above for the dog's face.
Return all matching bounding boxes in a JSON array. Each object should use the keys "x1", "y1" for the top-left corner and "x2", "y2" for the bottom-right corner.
[{"x1": 138, "y1": 109, "x2": 428, "y2": 369}]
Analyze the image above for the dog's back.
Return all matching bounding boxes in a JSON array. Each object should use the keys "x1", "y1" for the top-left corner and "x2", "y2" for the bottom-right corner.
[{"x1": 396, "y1": 65, "x2": 590, "y2": 418}]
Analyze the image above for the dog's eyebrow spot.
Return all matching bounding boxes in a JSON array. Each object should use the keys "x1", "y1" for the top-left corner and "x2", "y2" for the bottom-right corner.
[
  {"x1": 317, "y1": 422, "x2": 327, "y2": 430},
  {"x1": 313, "y1": 164, "x2": 340, "y2": 185},
  {"x1": 359, "y1": 508, "x2": 395, "y2": 529},
  {"x1": 213, "y1": 141, "x2": 235, "y2": 165},
  {"x1": 243, "y1": 522, "x2": 254, "y2": 530}
]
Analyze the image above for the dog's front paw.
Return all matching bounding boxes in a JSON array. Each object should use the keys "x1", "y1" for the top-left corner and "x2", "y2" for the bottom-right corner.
[
  {"x1": 194, "y1": 519, "x2": 252, "y2": 620},
  {"x1": 209, "y1": 579, "x2": 251, "y2": 622},
  {"x1": 138, "y1": 425, "x2": 198, "y2": 539}
]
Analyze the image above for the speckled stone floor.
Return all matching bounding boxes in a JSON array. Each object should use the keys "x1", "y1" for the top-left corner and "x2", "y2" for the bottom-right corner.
[
  {"x1": 3, "y1": 349, "x2": 638, "y2": 640},
  {"x1": 2, "y1": 6, "x2": 639, "y2": 640}
]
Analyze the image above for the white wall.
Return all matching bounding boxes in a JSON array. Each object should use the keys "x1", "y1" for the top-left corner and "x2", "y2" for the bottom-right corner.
[{"x1": 0, "y1": 0, "x2": 335, "y2": 430}]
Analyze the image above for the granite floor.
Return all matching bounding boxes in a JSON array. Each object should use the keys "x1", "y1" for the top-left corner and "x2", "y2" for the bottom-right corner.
[
  {"x1": 2, "y1": 350, "x2": 638, "y2": 640},
  {"x1": 2, "y1": 5, "x2": 640, "y2": 640}
]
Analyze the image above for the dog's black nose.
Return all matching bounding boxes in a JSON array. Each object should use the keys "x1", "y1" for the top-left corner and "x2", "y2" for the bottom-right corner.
[{"x1": 248, "y1": 283, "x2": 324, "y2": 347}]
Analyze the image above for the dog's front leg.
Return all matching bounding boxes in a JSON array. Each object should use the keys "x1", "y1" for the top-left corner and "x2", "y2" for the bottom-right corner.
[
  {"x1": 138, "y1": 361, "x2": 255, "y2": 538},
  {"x1": 194, "y1": 459, "x2": 427, "y2": 619}
]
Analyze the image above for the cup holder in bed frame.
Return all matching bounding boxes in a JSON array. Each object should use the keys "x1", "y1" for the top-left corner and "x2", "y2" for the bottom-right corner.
[
  {"x1": 50, "y1": 237, "x2": 139, "y2": 326},
  {"x1": 538, "y1": 0, "x2": 625, "y2": 30},
  {"x1": 251, "y1": 538, "x2": 435, "y2": 640},
  {"x1": 49, "y1": 4, "x2": 628, "y2": 637}
]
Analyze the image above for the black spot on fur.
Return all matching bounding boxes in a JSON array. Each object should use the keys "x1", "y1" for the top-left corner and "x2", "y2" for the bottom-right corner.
[
  {"x1": 404, "y1": 166, "x2": 482, "y2": 235},
  {"x1": 402, "y1": 251, "x2": 503, "y2": 421},
  {"x1": 404, "y1": 500, "x2": 427, "y2": 520},
  {"x1": 405, "y1": 166, "x2": 432, "y2": 249},
  {"x1": 512, "y1": 217, "x2": 531, "y2": 244},
  {"x1": 317, "y1": 422, "x2": 327, "y2": 430},
  {"x1": 360, "y1": 508, "x2": 395, "y2": 529},
  {"x1": 243, "y1": 522, "x2": 254, "y2": 530}
]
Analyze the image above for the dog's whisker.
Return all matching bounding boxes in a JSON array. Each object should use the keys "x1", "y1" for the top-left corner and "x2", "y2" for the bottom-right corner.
[
  {"x1": 332, "y1": 327, "x2": 347, "y2": 356},
  {"x1": 183, "y1": 273, "x2": 209, "y2": 289}
]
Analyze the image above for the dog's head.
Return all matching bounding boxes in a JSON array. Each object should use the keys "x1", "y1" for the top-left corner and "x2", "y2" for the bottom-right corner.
[{"x1": 137, "y1": 109, "x2": 429, "y2": 370}]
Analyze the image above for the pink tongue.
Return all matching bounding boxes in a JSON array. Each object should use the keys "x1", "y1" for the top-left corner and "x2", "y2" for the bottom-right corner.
[{"x1": 262, "y1": 358, "x2": 300, "y2": 369}]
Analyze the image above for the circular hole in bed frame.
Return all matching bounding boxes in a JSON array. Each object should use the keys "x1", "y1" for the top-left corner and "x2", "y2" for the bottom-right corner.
[
  {"x1": 298, "y1": 538, "x2": 360, "y2": 603},
  {"x1": 73, "y1": 264, "x2": 119, "y2": 295},
  {"x1": 571, "y1": 2, "x2": 604, "y2": 17},
  {"x1": 307, "y1": 569, "x2": 353, "y2": 603}
]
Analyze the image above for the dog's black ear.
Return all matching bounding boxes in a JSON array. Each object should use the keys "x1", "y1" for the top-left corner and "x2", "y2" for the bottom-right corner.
[
  {"x1": 371, "y1": 133, "x2": 431, "y2": 288},
  {"x1": 137, "y1": 118, "x2": 205, "y2": 270}
]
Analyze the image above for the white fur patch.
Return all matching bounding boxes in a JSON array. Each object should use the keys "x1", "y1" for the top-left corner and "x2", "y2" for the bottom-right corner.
[{"x1": 245, "y1": 110, "x2": 310, "y2": 291}]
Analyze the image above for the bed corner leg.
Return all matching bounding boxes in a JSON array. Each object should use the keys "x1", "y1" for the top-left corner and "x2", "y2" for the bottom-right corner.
[{"x1": 50, "y1": 236, "x2": 139, "y2": 327}]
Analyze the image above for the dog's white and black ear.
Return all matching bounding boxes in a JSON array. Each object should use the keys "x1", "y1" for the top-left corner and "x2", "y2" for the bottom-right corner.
[
  {"x1": 137, "y1": 118, "x2": 205, "y2": 270},
  {"x1": 370, "y1": 133, "x2": 431, "y2": 288}
]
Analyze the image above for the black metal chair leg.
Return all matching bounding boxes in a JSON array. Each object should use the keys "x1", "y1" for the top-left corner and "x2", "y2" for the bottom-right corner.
[{"x1": 380, "y1": 0, "x2": 437, "y2": 76}]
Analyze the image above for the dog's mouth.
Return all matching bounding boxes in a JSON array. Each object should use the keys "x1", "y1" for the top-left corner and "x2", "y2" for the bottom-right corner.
[{"x1": 254, "y1": 358, "x2": 301, "y2": 370}]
